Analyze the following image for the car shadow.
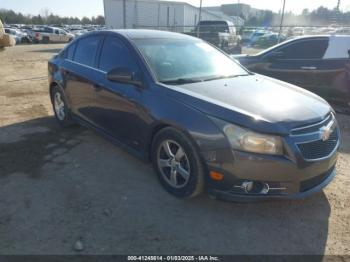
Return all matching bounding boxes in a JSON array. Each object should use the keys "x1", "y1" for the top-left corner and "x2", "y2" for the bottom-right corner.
[
  {"x1": 0, "y1": 117, "x2": 84, "y2": 178},
  {"x1": 30, "y1": 48, "x2": 62, "y2": 54},
  {"x1": 0, "y1": 117, "x2": 333, "y2": 256}
]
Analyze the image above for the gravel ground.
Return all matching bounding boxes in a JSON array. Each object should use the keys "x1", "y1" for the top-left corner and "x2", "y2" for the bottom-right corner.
[{"x1": 0, "y1": 44, "x2": 349, "y2": 255}]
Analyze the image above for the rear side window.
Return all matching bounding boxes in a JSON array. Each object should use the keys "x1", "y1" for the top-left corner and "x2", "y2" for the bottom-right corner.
[
  {"x1": 74, "y1": 36, "x2": 101, "y2": 67},
  {"x1": 279, "y1": 39, "x2": 329, "y2": 59},
  {"x1": 99, "y1": 36, "x2": 137, "y2": 72}
]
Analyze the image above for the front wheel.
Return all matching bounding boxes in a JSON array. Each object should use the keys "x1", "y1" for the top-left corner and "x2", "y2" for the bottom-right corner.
[{"x1": 151, "y1": 127, "x2": 205, "y2": 198}]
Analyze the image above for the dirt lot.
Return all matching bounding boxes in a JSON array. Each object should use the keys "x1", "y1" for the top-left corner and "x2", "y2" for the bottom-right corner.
[{"x1": 0, "y1": 44, "x2": 350, "y2": 256}]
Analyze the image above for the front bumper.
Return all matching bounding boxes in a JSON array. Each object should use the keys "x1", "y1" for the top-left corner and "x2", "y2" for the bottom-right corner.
[
  {"x1": 201, "y1": 113, "x2": 340, "y2": 201},
  {"x1": 202, "y1": 136, "x2": 338, "y2": 201},
  {"x1": 208, "y1": 167, "x2": 336, "y2": 202}
]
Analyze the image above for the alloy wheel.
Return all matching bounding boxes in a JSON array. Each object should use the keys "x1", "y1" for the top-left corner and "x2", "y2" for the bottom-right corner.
[
  {"x1": 54, "y1": 92, "x2": 66, "y2": 121},
  {"x1": 157, "y1": 140, "x2": 191, "y2": 189}
]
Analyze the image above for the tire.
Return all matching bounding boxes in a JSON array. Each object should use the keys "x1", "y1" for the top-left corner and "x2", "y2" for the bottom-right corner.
[
  {"x1": 42, "y1": 37, "x2": 50, "y2": 44},
  {"x1": 51, "y1": 86, "x2": 75, "y2": 128},
  {"x1": 151, "y1": 127, "x2": 205, "y2": 198}
]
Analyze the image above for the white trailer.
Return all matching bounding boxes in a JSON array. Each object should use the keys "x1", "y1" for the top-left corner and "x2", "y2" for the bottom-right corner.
[{"x1": 103, "y1": 0, "x2": 233, "y2": 32}]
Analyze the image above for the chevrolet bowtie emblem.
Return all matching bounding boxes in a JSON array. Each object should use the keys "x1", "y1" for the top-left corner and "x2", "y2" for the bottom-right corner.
[{"x1": 320, "y1": 121, "x2": 335, "y2": 141}]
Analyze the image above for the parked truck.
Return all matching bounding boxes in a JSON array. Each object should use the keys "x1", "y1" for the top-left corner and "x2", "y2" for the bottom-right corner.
[
  {"x1": 31, "y1": 26, "x2": 74, "y2": 44},
  {"x1": 186, "y1": 20, "x2": 241, "y2": 53}
]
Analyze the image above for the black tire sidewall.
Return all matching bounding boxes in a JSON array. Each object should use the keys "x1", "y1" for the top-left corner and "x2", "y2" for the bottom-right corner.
[
  {"x1": 51, "y1": 86, "x2": 73, "y2": 127},
  {"x1": 151, "y1": 128, "x2": 204, "y2": 198},
  {"x1": 43, "y1": 37, "x2": 49, "y2": 44}
]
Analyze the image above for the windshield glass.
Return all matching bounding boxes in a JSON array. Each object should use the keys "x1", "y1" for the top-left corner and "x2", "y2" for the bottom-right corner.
[{"x1": 133, "y1": 38, "x2": 249, "y2": 84}]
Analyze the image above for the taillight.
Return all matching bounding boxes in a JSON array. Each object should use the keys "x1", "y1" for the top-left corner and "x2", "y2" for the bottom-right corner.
[{"x1": 35, "y1": 32, "x2": 40, "y2": 38}]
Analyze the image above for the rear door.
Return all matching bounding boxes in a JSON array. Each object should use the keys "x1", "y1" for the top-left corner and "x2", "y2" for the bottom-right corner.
[
  {"x1": 252, "y1": 38, "x2": 329, "y2": 93},
  {"x1": 63, "y1": 35, "x2": 103, "y2": 122},
  {"x1": 314, "y1": 37, "x2": 350, "y2": 111},
  {"x1": 53, "y1": 29, "x2": 61, "y2": 42}
]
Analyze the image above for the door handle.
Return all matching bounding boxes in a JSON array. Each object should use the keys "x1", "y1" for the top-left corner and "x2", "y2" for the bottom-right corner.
[{"x1": 301, "y1": 66, "x2": 317, "y2": 70}]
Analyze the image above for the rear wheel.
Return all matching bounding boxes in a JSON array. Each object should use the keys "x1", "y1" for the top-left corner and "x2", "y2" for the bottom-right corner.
[
  {"x1": 42, "y1": 37, "x2": 50, "y2": 44},
  {"x1": 151, "y1": 128, "x2": 205, "y2": 198},
  {"x1": 51, "y1": 86, "x2": 75, "y2": 128}
]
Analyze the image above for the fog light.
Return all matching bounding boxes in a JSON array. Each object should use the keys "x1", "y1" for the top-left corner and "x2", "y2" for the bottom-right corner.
[
  {"x1": 234, "y1": 181, "x2": 271, "y2": 194},
  {"x1": 261, "y1": 183, "x2": 270, "y2": 194},
  {"x1": 242, "y1": 181, "x2": 254, "y2": 193}
]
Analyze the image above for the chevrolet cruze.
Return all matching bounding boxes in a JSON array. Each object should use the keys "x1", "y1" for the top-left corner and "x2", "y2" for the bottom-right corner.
[{"x1": 48, "y1": 30, "x2": 340, "y2": 201}]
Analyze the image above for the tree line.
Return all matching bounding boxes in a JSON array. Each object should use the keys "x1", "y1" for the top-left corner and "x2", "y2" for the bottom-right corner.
[
  {"x1": 0, "y1": 8, "x2": 105, "y2": 25},
  {"x1": 244, "y1": 6, "x2": 350, "y2": 26}
]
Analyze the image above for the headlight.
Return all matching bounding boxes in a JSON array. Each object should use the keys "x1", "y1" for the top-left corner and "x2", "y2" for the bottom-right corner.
[{"x1": 212, "y1": 118, "x2": 284, "y2": 155}]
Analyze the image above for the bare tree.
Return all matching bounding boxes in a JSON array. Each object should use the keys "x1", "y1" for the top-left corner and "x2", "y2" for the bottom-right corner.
[{"x1": 40, "y1": 8, "x2": 50, "y2": 23}]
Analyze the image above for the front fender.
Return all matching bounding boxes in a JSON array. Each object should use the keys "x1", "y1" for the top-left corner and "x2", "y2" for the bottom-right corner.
[{"x1": 146, "y1": 89, "x2": 230, "y2": 153}]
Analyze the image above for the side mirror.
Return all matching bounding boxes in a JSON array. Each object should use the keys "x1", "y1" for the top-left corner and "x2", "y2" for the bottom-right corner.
[
  {"x1": 266, "y1": 51, "x2": 285, "y2": 61},
  {"x1": 107, "y1": 68, "x2": 142, "y2": 87}
]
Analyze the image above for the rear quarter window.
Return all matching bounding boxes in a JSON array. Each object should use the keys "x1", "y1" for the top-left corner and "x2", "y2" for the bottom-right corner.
[{"x1": 323, "y1": 37, "x2": 350, "y2": 59}]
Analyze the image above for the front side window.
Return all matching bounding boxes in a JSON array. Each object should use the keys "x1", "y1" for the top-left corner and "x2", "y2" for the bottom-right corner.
[
  {"x1": 277, "y1": 39, "x2": 329, "y2": 59},
  {"x1": 133, "y1": 38, "x2": 248, "y2": 83},
  {"x1": 99, "y1": 36, "x2": 137, "y2": 72},
  {"x1": 74, "y1": 36, "x2": 101, "y2": 67}
]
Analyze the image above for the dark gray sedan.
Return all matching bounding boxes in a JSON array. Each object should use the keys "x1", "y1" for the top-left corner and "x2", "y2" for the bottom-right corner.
[{"x1": 48, "y1": 30, "x2": 339, "y2": 201}]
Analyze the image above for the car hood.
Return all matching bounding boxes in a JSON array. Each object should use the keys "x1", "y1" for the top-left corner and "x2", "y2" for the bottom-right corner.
[{"x1": 165, "y1": 74, "x2": 331, "y2": 135}]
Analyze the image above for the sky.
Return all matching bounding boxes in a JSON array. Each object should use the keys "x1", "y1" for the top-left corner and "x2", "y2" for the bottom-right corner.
[{"x1": 0, "y1": 0, "x2": 349, "y2": 18}]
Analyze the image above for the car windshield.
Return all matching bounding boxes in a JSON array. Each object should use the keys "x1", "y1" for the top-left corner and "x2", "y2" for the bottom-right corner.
[{"x1": 133, "y1": 38, "x2": 249, "y2": 84}]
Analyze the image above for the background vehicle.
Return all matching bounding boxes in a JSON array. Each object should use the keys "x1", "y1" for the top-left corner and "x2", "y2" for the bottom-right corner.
[
  {"x1": 245, "y1": 29, "x2": 270, "y2": 46},
  {"x1": 234, "y1": 35, "x2": 350, "y2": 114},
  {"x1": 186, "y1": 20, "x2": 241, "y2": 52},
  {"x1": 4, "y1": 28, "x2": 32, "y2": 44},
  {"x1": 253, "y1": 33, "x2": 286, "y2": 48},
  {"x1": 32, "y1": 27, "x2": 74, "y2": 43},
  {"x1": 49, "y1": 30, "x2": 338, "y2": 201}
]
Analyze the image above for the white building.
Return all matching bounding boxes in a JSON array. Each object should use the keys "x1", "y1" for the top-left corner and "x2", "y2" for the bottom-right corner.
[{"x1": 103, "y1": 0, "x2": 242, "y2": 32}]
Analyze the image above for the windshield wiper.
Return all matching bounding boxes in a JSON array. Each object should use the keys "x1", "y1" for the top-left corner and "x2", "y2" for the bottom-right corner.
[
  {"x1": 202, "y1": 74, "x2": 250, "y2": 82},
  {"x1": 161, "y1": 78, "x2": 203, "y2": 85}
]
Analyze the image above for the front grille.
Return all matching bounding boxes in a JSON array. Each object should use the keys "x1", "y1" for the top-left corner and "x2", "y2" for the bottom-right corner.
[
  {"x1": 291, "y1": 113, "x2": 333, "y2": 135},
  {"x1": 297, "y1": 129, "x2": 339, "y2": 160},
  {"x1": 300, "y1": 166, "x2": 334, "y2": 192}
]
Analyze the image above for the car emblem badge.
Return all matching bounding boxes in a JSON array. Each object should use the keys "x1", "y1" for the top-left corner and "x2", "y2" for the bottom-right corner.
[{"x1": 320, "y1": 122, "x2": 334, "y2": 141}]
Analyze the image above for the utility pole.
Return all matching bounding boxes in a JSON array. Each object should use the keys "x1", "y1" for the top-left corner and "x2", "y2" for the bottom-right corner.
[
  {"x1": 278, "y1": 0, "x2": 286, "y2": 43},
  {"x1": 336, "y1": 0, "x2": 341, "y2": 10},
  {"x1": 197, "y1": 0, "x2": 202, "y2": 37},
  {"x1": 123, "y1": 0, "x2": 126, "y2": 29}
]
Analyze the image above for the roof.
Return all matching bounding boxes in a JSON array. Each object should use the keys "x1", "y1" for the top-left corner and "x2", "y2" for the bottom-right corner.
[{"x1": 104, "y1": 29, "x2": 200, "y2": 40}]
